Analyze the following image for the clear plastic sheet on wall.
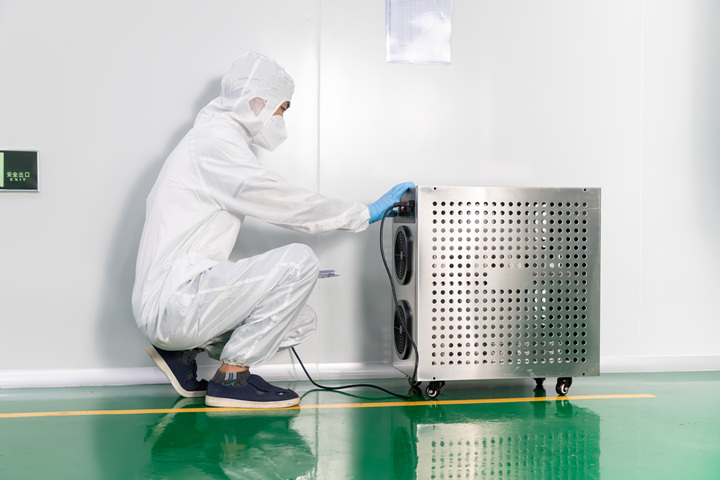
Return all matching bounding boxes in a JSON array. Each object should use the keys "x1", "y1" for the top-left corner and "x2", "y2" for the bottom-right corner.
[{"x1": 386, "y1": 0, "x2": 452, "y2": 64}]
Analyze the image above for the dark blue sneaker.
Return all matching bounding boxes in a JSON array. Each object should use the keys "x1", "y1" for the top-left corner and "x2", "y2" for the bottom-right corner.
[
  {"x1": 145, "y1": 344, "x2": 208, "y2": 398},
  {"x1": 205, "y1": 373, "x2": 300, "y2": 409}
]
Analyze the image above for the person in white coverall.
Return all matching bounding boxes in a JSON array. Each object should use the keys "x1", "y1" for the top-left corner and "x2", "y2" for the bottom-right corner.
[{"x1": 132, "y1": 52, "x2": 413, "y2": 409}]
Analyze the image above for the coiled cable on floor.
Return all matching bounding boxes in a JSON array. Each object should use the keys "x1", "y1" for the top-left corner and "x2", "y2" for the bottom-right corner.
[{"x1": 291, "y1": 202, "x2": 419, "y2": 399}]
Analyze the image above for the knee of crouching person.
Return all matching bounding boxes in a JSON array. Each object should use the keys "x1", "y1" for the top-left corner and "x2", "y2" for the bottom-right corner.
[{"x1": 287, "y1": 243, "x2": 319, "y2": 275}]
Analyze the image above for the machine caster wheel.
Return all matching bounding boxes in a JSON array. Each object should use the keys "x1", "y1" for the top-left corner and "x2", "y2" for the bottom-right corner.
[
  {"x1": 555, "y1": 377, "x2": 573, "y2": 396},
  {"x1": 408, "y1": 377, "x2": 421, "y2": 388},
  {"x1": 534, "y1": 378, "x2": 546, "y2": 389},
  {"x1": 425, "y1": 381, "x2": 445, "y2": 399}
]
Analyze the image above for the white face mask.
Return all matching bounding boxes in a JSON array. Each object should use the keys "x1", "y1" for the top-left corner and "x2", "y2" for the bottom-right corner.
[{"x1": 252, "y1": 115, "x2": 288, "y2": 151}]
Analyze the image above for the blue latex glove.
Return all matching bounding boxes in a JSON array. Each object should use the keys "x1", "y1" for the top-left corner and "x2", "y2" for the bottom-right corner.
[{"x1": 368, "y1": 182, "x2": 415, "y2": 224}]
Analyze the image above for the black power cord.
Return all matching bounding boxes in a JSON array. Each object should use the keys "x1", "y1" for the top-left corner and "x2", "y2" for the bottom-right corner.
[
  {"x1": 291, "y1": 201, "x2": 420, "y2": 399},
  {"x1": 378, "y1": 201, "x2": 420, "y2": 386}
]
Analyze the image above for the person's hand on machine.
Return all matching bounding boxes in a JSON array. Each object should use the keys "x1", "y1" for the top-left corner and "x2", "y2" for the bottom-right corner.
[{"x1": 368, "y1": 182, "x2": 414, "y2": 224}]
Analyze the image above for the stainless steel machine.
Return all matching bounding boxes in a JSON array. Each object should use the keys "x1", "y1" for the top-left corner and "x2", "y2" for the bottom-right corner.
[{"x1": 389, "y1": 186, "x2": 601, "y2": 397}]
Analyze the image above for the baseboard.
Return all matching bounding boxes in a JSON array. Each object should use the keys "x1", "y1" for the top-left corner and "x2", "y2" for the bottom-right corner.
[
  {"x1": 1, "y1": 355, "x2": 718, "y2": 389},
  {"x1": 600, "y1": 355, "x2": 720, "y2": 373},
  {"x1": 0, "y1": 362, "x2": 403, "y2": 389}
]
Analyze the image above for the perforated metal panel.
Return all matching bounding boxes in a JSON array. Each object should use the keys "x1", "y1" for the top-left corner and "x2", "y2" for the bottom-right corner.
[{"x1": 391, "y1": 186, "x2": 600, "y2": 383}]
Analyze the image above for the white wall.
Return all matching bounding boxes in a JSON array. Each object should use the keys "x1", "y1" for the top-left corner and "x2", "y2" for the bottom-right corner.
[
  {"x1": 639, "y1": 1, "x2": 720, "y2": 368},
  {"x1": 0, "y1": 0, "x2": 323, "y2": 385},
  {"x1": 1, "y1": 0, "x2": 718, "y2": 388}
]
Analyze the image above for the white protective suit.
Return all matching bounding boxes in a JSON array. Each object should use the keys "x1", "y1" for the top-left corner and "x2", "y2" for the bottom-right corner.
[{"x1": 132, "y1": 52, "x2": 370, "y2": 367}]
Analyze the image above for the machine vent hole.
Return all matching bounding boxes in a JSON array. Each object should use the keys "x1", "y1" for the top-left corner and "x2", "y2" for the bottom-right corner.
[
  {"x1": 394, "y1": 300, "x2": 413, "y2": 360},
  {"x1": 394, "y1": 226, "x2": 413, "y2": 285}
]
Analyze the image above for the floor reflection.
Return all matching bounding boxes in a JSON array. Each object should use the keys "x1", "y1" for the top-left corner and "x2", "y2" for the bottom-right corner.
[
  {"x1": 389, "y1": 387, "x2": 602, "y2": 479},
  {"x1": 141, "y1": 398, "x2": 317, "y2": 479},
  {"x1": 9, "y1": 373, "x2": 714, "y2": 479},
  {"x1": 136, "y1": 386, "x2": 600, "y2": 479}
]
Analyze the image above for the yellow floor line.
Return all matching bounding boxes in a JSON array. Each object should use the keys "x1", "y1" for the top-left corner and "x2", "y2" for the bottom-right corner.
[{"x1": 0, "y1": 393, "x2": 655, "y2": 419}]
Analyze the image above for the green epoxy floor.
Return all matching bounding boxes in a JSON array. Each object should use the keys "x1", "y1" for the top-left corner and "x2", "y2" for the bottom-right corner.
[{"x1": 0, "y1": 372, "x2": 719, "y2": 479}]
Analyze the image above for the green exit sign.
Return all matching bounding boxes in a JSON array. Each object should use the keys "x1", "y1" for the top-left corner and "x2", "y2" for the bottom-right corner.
[{"x1": 0, "y1": 150, "x2": 39, "y2": 191}]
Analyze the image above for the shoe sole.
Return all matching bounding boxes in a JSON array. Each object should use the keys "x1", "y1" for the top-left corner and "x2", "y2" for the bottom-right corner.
[
  {"x1": 145, "y1": 345, "x2": 206, "y2": 398},
  {"x1": 205, "y1": 394, "x2": 301, "y2": 409}
]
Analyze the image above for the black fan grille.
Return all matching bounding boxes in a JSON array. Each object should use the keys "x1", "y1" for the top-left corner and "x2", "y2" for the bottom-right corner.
[
  {"x1": 394, "y1": 226, "x2": 412, "y2": 285},
  {"x1": 394, "y1": 301, "x2": 412, "y2": 359}
]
